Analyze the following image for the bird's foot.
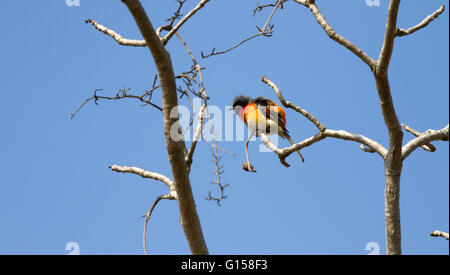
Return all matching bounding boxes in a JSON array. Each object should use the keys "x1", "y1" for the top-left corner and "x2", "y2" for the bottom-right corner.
[{"x1": 242, "y1": 161, "x2": 257, "y2": 173}]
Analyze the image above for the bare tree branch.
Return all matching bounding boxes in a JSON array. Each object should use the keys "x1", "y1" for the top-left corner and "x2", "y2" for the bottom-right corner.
[
  {"x1": 253, "y1": 1, "x2": 285, "y2": 16},
  {"x1": 202, "y1": 33, "x2": 270, "y2": 58},
  {"x1": 276, "y1": 1, "x2": 446, "y2": 255},
  {"x1": 186, "y1": 103, "x2": 206, "y2": 168},
  {"x1": 206, "y1": 136, "x2": 230, "y2": 206},
  {"x1": 86, "y1": 0, "x2": 447, "y2": 256},
  {"x1": 85, "y1": 19, "x2": 147, "y2": 47},
  {"x1": 396, "y1": 5, "x2": 446, "y2": 37},
  {"x1": 258, "y1": 75, "x2": 387, "y2": 167},
  {"x1": 261, "y1": 75, "x2": 326, "y2": 132},
  {"x1": 86, "y1": 0, "x2": 211, "y2": 47},
  {"x1": 71, "y1": 68, "x2": 209, "y2": 119},
  {"x1": 173, "y1": 30, "x2": 235, "y2": 195},
  {"x1": 360, "y1": 144, "x2": 376, "y2": 153},
  {"x1": 143, "y1": 194, "x2": 176, "y2": 255},
  {"x1": 258, "y1": 132, "x2": 322, "y2": 167},
  {"x1": 161, "y1": 0, "x2": 211, "y2": 45},
  {"x1": 260, "y1": 128, "x2": 388, "y2": 167},
  {"x1": 156, "y1": 0, "x2": 186, "y2": 39},
  {"x1": 174, "y1": 32, "x2": 209, "y2": 170},
  {"x1": 292, "y1": 0, "x2": 376, "y2": 71},
  {"x1": 121, "y1": 0, "x2": 208, "y2": 255},
  {"x1": 376, "y1": 0, "x2": 400, "y2": 77},
  {"x1": 202, "y1": 0, "x2": 284, "y2": 58},
  {"x1": 109, "y1": 164, "x2": 176, "y2": 193},
  {"x1": 430, "y1": 230, "x2": 450, "y2": 240},
  {"x1": 401, "y1": 123, "x2": 436, "y2": 152},
  {"x1": 402, "y1": 124, "x2": 449, "y2": 160},
  {"x1": 109, "y1": 164, "x2": 178, "y2": 255},
  {"x1": 70, "y1": 87, "x2": 163, "y2": 119},
  {"x1": 175, "y1": 32, "x2": 207, "y2": 100}
]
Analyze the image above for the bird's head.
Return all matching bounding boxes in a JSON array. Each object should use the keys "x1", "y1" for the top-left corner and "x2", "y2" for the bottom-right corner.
[{"x1": 231, "y1": 95, "x2": 251, "y2": 115}]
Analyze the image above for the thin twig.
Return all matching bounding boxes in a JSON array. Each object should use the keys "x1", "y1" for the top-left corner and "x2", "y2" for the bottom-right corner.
[
  {"x1": 205, "y1": 135, "x2": 230, "y2": 206},
  {"x1": 143, "y1": 194, "x2": 176, "y2": 255},
  {"x1": 396, "y1": 5, "x2": 445, "y2": 37},
  {"x1": 175, "y1": 33, "x2": 207, "y2": 99},
  {"x1": 108, "y1": 164, "x2": 178, "y2": 254},
  {"x1": 174, "y1": 32, "x2": 210, "y2": 169},
  {"x1": 70, "y1": 87, "x2": 163, "y2": 119},
  {"x1": 253, "y1": 2, "x2": 278, "y2": 17},
  {"x1": 202, "y1": 0, "x2": 283, "y2": 58},
  {"x1": 202, "y1": 32, "x2": 272, "y2": 58},
  {"x1": 202, "y1": 138, "x2": 237, "y2": 156},
  {"x1": 162, "y1": 0, "x2": 211, "y2": 45},
  {"x1": 156, "y1": 0, "x2": 186, "y2": 39},
  {"x1": 186, "y1": 104, "x2": 207, "y2": 168},
  {"x1": 70, "y1": 89, "x2": 103, "y2": 119},
  {"x1": 360, "y1": 144, "x2": 376, "y2": 153}
]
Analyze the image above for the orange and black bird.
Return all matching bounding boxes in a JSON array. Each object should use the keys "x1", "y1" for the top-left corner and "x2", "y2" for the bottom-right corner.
[{"x1": 232, "y1": 95, "x2": 304, "y2": 172}]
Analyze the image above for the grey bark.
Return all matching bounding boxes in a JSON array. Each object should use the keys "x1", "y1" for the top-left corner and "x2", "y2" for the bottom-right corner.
[{"x1": 122, "y1": 0, "x2": 208, "y2": 255}]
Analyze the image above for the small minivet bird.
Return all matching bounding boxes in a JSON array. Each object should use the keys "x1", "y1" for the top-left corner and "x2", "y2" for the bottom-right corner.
[{"x1": 232, "y1": 95, "x2": 304, "y2": 172}]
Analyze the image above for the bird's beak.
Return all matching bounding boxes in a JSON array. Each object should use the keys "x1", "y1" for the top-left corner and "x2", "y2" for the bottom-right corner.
[{"x1": 228, "y1": 107, "x2": 234, "y2": 111}]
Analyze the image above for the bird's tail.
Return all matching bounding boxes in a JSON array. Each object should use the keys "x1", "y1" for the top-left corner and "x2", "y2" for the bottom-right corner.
[{"x1": 285, "y1": 135, "x2": 305, "y2": 162}]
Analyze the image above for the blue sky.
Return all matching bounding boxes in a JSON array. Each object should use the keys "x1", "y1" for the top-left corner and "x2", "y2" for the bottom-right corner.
[{"x1": 0, "y1": 0, "x2": 448, "y2": 255}]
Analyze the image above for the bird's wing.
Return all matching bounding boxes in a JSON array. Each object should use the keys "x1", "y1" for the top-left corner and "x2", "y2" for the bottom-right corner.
[{"x1": 252, "y1": 97, "x2": 287, "y2": 132}]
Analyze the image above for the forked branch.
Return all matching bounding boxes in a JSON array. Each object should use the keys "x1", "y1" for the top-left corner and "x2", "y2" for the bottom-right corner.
[
  {"x1": 402, "y1": 124, "x2": 449, "y2": 160},
  {"x1": 161, "y1": 0, "x2": 211, "y2": 45},
  {"x1": 258, "y1": 76, "x2": 387, "y2": 167},
  {"x1": 143, "y1": 194, "x2": 176, "y2": 255},
  {"x1": 87, "y1": 0, "x2": 211, "y2": 47},
  {"x1": 109, "y1": 164, "x2": 178, "y2": 255},
  {"x1": 292, "y1": 0, "x2": 376, "y2": 71},
  {"x1": 401, "y1": 123, "x2": 436, "y2": 152}
]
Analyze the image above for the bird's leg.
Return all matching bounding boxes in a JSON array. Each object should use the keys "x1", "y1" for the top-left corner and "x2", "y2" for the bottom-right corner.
[
  {"x1": 245, "y1": 132, "x2": 253, "y2": 168},
  {"x1": 243, "y1": 132, "x2": 257, "y2": 172}
]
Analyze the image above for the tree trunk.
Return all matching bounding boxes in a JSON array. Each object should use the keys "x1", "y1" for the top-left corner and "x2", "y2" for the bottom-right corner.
[
  {"x1": 122, "y1": 0, "x2": 208, "y2": 254},
  {"x1": 374, "y1": 73, "x2": 404, "y2": 255},
  {"x1": 384, "y1": 161, "x2": 402, "y2": 255}
]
